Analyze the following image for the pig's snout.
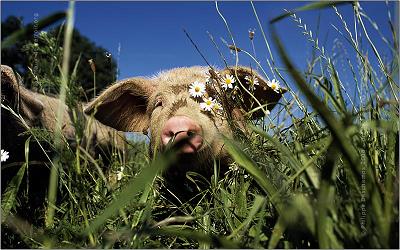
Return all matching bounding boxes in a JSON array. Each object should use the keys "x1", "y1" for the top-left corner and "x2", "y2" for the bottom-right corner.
[{"x1": 161, "y1": 116, "x2": 203, "y2": 153}]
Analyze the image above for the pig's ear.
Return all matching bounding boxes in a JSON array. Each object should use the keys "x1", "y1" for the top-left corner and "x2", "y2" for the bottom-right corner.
[
  {"x1": 1, "y1": 65, "x2": 44, "y2": 123},
  {"x1": 221, "y1": 66, "x2": 287, "y2": 118},
  {"x1": 84, "y1": 78, "x2": 155, "y2": 132}
]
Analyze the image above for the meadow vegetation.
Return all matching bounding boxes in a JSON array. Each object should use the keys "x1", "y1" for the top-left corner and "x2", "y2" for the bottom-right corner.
[{"x1": 1, "y1": 1, "x2": 398, "y2": 248}]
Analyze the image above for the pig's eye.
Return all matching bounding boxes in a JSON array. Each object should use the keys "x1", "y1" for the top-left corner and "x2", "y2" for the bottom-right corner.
[{"x1": 154, "y1": 99, "x2": 163, "y2": 109}]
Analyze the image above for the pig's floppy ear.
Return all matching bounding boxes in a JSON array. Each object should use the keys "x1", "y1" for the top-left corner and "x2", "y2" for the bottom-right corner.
[
  {"x1": 84, "y1": 78, "x2": 154, "y2": 132},
  {"x1": 221, "y1": 66, "x2": 287, "y2": 118},
  {"x1": 1, "y1": 65, "x2": 44, "y2": 122}
]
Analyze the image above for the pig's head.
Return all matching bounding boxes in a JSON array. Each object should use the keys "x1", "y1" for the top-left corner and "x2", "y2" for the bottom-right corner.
[{"x1": 85, "y1": 66, "x2": 286, "y2": 178}]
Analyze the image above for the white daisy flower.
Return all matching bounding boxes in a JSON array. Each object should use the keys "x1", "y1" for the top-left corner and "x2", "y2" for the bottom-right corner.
[
  {"x1": 1, "y1": 149, "x2": 9, "y2": 162},
  {"x1": 267, "y1": 79, "x2": 281, "y2": 93},
  {"x1": 221, "y1": 74, "x2": 235, "y2": 90},
  {"x1": 245, "y1": 75, "x2": 259, "y2": 86},
  {"x1": 200, "y1": 97, "x2": 214, "y2": 112},
  {"x1": 116, "y1": 166, "x2": 124, "y2": 181},
  {"x1": 206, "y1": 77, "x2": 215, "y2": 85},
  {"x1": 189, "y1": 81, "x2": 206, "y2": 98},
  {"x1": 206, "y1": 69, "x2": 221, "y2": 79},
  {"x1": 231, "y1": 86, "x2": 240, "y2": 100},
  {"x1": 212, "y1": 101, "x2": 223, "y2": 113},
  {"x1": 229, "y1": 164, "x2": 239, "y2": 172},
  {"x1": 248, "y1": 28, "x2": 255, "y2": 40},
  {"x1": 206, "y1": 70, "x2": 221, "y2": 85}
]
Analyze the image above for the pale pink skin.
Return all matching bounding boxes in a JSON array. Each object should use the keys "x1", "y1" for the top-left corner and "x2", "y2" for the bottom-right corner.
[{"x1": 161, "y1": 116, "x2": 203, "y2": 154}]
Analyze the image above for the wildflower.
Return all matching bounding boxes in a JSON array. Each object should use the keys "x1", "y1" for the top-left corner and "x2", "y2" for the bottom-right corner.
[
  {"x1": 210, "y1": 69, "x2": 221, "y2": 78},
  {"x1": 206, "y1": 77, "x2": 215, "y2": 85},
  {"x1": 1, "y1": 149, "x2": 9, "y2": 162},
  {"x1": 228, "y1": 45, "x2": 242, "y2": 52},
  {"x1": 232, "y1": 86, "x2": 240, "y2": 100},
  {"x1": 221, "y1": 74, "x2": 235, "y2": 90},
  {"x1": 88, "y1": 59, "x2": 96, "y2": 73},
  {"x1": 229, "y1": 164, "x2": 239, "y2": 172},
  {"x1": 212, "y1": 100, "x2": 223, "y2": 113},
  {"x1": 245, "y1": 75, "x2": 259, "y2": 88},
  {"x1": 267, "y1": 79, "x2": 281, "y2": 93},
  {"x1": 200, "y1": 97, "x2": 214, "y2": 112},
  {"x1": 116, "y1": 166, "x2": 124, "y2": 181},
  {"x1": 206, "y1": 70, "x2": 221, "y2": 85},
  {"x1": 189, "y1": 81, "x2": 206, "y2": 98},
  {"x1": 248, "y1": 28, "x2": 255, "y2": 40}
]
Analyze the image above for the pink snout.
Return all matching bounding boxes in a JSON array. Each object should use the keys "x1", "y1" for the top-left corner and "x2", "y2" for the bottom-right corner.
[{"x1": 161, "y1": 116, "x2": 203, "y2": 153}]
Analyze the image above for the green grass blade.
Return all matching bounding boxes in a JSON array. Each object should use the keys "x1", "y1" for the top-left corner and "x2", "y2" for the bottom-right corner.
[
  {"x1": 291, "y1": 195, "x2": 316, "y2": 235},
  {"x1": 46, "y1": 1, "x2": 75, "y2": 229},
  {"x1": 328, "y1": 61, "x2": 347, "y2": 113},
  {"x1": 268, "y1": 215, "x2": 286, "y2": 248},
  {"x1": 316, "y1": 142, "x2": 340, "y2": 248}
]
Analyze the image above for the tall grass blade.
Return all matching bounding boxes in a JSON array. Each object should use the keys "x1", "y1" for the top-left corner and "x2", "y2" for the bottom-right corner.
[
  {"x1": 268, "y1": 216, "x2": 285, "y2": 249},
  {"x1": 46, "y1": 1, "x2": 75, "y2": 229}
]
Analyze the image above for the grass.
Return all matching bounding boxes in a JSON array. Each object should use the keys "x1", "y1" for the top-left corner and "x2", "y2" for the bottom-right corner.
[{"x1": 1, "y1": 1, "x2": 398, "y2": 248}]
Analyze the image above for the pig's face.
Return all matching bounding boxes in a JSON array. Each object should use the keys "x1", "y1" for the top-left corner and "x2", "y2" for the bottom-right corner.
[
  {"x1": 146, "y1": 67, "x2": 232, "y2": 171},
  {"x1": 85, "y1": 66, "x2": 286, "y2": 174}
]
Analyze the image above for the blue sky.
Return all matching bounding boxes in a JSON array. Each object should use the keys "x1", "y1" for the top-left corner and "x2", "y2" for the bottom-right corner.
[{"x1": 2, "y1": 1, "x2": 396, "y2": 82}]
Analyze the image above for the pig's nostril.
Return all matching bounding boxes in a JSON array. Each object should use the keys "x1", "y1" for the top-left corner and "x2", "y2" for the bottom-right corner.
[{"x1": 168, "y1": 131, "x2": 187, "y2": 143}]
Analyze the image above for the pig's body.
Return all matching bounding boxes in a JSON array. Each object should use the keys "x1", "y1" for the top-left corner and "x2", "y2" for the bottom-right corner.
[{"x1": 2, "y1": 64, "x2": 285, "y2": 201}]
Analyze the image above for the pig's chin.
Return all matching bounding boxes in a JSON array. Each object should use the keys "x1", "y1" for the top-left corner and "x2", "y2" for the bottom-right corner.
[{"x1": 171, "y1": 147, "x2": 213, "y2": 171}]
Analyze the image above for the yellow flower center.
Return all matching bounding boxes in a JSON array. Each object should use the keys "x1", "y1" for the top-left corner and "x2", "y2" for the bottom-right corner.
[
  {"x1": 225, "y1": 79, "x2": 232, "y2": 84},
  {"x1": 271, "y1": 82, "x2": 277, "y2": 90},
  {"x1": 195, "y1": 86, "x2": 200, "y2": 92},
  {"x1": 206, "y1": 100, "x2": 212, "y2": 105}
]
